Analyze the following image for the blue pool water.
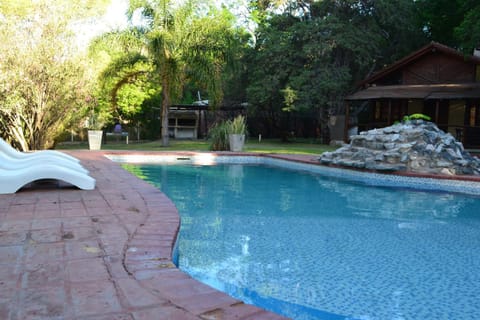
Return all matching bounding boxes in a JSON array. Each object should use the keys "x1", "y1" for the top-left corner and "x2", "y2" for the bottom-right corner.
[{"x1": 125, "y1": 162, "x2": 480, "y2": 320}]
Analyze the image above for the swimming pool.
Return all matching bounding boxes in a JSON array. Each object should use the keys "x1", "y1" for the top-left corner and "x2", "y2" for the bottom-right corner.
[{"x1": 118, "y1": 155, "x2": 480, "y2": 320}]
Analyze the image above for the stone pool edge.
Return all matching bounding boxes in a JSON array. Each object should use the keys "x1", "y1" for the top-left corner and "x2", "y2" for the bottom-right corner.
[
  {"x1": 103, "y1": 151, "x2": 290, "y2": 319},
  {"x1": 108, "y1": 151, "x2": 480, "y2": 195}
]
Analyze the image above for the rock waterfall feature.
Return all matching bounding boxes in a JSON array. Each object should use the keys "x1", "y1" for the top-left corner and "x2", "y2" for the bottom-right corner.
[{"x1": 320, "y1": 120, "x2": 480, "y2": 175}]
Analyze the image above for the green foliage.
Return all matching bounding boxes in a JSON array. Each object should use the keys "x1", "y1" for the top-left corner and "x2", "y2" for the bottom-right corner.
[
  {"x1": 227, "y1": 115, "x2": 247, "y2": 135},
  {"x1": 11, "y1": 0, "x2": 476, "y2": 149},
  {"x1": 92, "y1": 0, "x2": 242, "y2": 146},
  {"x1": 281, "y1": 86, "x2": 298, "y2": 112},
  {"x1": 416, "y1": 0, "x2": 480, "y2": 53},
  {"x1": 244, "y1": 0, "x2": 424, "y2": 136},
  {"x1": 403, "y1": 113, "x2": 432, "y2": 122},
  {"x1": 208, "y1": 115, "x2": 247, "y2": 151},
  {"x1": 0, "y1": 1, "x2": 98, "y2": 150},
  {"x1": 209, "y1": 121, "x2": 230, "y2": 151},
  {"x1": 0, "y1": 0, "x2": 110, "y2": 20},
  {"x1": 95, "y1": 51, "x2": 156, "y2": 124},
  {"x1": 85, "y1": 110, "x2": 101, "y2": 131},
  {"x1": 416, "y1": 0, "x2": 465, "y2": 48},
  {"x1": 454, "y1": 4, "x2": 480, "y2": 54}
]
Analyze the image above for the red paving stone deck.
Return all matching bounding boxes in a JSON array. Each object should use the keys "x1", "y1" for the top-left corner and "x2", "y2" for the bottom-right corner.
[{"x1": 0, "y1": 150, "x2": 289, "y2": 320}]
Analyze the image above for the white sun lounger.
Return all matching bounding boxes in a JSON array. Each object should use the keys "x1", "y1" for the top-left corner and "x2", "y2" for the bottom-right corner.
[
  {"x1": 0, "y1": 138, "x2": 95, "y2": 193},
  {"x1": 0, "y1": 164, "x2": 95, "y2": 194},
  {"x1": 0, "y1": 150, "x2": 89, "y2": 174},
  {"x1": 0, "y1": 138, "x2": 80, "y2": 163}
]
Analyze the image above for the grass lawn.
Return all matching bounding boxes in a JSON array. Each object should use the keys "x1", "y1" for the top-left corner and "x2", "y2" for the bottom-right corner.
[{"x1": 57, "y1": 138, "x2": 337, "y2": 155}]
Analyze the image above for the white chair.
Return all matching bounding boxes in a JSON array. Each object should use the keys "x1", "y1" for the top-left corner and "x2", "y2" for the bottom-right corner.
[
  {"x1": 0, "y1": 151, "x2": 89, "y2": 174},
  {"x1": 0, "y1": 138, "x2": 95, "y2": 194},
  {"x1": 0, "y1": 138, "x2": 80, "y2": 163},
  {"x1": 0, "y1": 164, "x2": 95, "y2": 194}
]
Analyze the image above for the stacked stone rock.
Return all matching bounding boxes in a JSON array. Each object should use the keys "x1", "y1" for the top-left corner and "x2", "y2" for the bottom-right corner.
[{"x1": 320, "y1": 120, "x2": 480, "y2": 175}]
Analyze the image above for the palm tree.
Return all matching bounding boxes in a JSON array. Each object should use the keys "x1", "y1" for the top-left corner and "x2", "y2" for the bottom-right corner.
[{"x1": 116, "y1": 0, "x2": 240, "y2": 146}]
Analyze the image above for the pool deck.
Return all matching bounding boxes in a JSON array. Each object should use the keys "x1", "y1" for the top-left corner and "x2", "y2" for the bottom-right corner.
[
  {"x1": 0, "y1": 150, "x2": 295, "y2": 320},
  {"x1": 1, "y1": 150, "x2": 479, "y2": 320}
]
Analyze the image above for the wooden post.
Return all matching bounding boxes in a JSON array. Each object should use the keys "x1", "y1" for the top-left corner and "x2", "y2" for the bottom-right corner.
[
  {"x1": 344, "y1": 101, "x2": 350, "y2": 143},
  {"x1": 387, "y1": 99, "x2": 392, "y2": 124}
]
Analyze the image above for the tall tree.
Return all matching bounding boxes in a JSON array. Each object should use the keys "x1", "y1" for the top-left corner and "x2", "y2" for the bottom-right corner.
[
  {"x1": 415, "y1": 0, "x2": 465, "y2": 48},
  {"x1": 416, "y1": 0, "x2": 480, "y2": 53},
  {"x1": 0, "y1": 1, "x2": 108, "y2": 150},
  {"x1": 89, "y1": 29, "x2": 157, "y2": 129},
  {"x1": 245, "y1": 0, "x2": 424, "y2": 137},
  {"x1": 108, "y1": 0, "x2": 241, "y2": 147},
  {"x1": 454, "y1": 2, "x2": 480, "y2": 54}
]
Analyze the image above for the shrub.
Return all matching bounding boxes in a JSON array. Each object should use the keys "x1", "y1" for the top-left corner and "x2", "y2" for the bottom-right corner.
[
  {"x1": 227, "y1": 115, "x2": 247, "y2": 135},
  {"x1": 209, "y1": 115, "x2": 248, "y2": 151},
  {"x1": 209, "y1": 121, "x2": 230, "y2": 151}
]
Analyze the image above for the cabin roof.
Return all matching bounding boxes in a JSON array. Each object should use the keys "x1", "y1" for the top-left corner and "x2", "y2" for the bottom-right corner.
[
  {"x1": 346, "y1": 83, "x2": 480, "y2": 100},
  {"x1": 359, "y1": 42, "x2": 480, "y2": 87}
]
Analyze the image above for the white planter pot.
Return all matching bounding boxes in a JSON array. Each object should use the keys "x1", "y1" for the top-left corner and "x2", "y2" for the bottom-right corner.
[
  {"x1": 229, "y1": 134, "x2": 245, "y2": 152},
  {"x1": 88, "y1": 130, "x2": 103, "y2": 150}
]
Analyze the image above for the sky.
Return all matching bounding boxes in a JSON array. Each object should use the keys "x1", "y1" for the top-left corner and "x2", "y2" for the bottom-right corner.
[
  {"x1": 103, "y1": 0, "x2": 130, "y2": 29},
  {"x1": 74, "y1": 0, "x2": 129, "y2": 49}
]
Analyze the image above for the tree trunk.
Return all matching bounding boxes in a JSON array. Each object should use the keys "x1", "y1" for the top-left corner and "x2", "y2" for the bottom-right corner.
[
  {"x1": 161, "y1": 105, "x2": 169, "y2": 146},
  {"x1": 161, "y1": 78, "x2": 170, "y2": 147}
]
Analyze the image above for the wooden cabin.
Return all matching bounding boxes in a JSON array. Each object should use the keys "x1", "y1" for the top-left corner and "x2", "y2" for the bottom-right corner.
[{"x1": 345, "y1": 42, "x2": 480, "y2": 148}]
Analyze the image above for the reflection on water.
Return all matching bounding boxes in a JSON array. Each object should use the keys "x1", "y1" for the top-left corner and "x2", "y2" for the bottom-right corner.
[{"x1": 316, "y1": 177, "x2": 473, "y2": 220}]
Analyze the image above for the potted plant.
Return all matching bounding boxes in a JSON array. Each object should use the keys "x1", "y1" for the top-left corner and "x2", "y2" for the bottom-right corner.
[
  {"x1": 85, "y1": 105, "x2": 109, "y2": 150},
  {"x1": 86, "y1": 115, "x2": 103, "y2": 150},
  {"x1": 227, "y1": 115, "x2": 247, "y2": 152}
]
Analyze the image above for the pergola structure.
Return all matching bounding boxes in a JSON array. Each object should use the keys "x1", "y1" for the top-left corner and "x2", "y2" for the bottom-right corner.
[
  {"x1": 168, "y1": 102, "x2": 246, "y2": 139},
  {"x1": 345, "y1": 42, "x2": 480, "y2": 147}
]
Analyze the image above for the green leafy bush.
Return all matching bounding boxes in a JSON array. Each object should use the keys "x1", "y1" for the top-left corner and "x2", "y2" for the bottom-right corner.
[
  {"x1": 209, "y1": 121, "x2": 230, "y2": 151},
  {"x1": 227, "y1": 115, "x2": 247, "y2": 135},
  {"x1": 209, "y1": 115, "x2": 248, "y2": 151}
]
